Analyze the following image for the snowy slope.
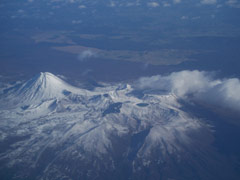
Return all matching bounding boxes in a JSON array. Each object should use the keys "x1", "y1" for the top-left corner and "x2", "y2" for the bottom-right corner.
[
  {"x1": 0, "y1": 72, "x2": 209, "y2": 180},
  {"x1": 0, "y1": 72, "x2": 89, "y2": 107}
]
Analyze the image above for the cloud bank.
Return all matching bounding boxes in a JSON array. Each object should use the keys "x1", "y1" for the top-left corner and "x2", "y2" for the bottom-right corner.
[{"x1": 136, "y1": 70, "x2": 240, "y2": 112}]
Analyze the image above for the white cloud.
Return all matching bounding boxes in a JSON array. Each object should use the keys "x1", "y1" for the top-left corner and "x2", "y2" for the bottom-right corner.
[
  {"x1": 78, "y1": 49, "x2": 97, "y2": 61},
  {"x1": 181, "y1": 16, "x2": 189, "y2": 20},
  {"x1": 226, "y1": 0, "x2": 237, "y2": 5},
  {"x1": 72, "y1": 20, "x2": 82, "y2": 24},
  {"x1": 81, "y1": 69, "x2": 92, "y2": 76},
  {"x1": 68, "y1": 0, "x2": 75, "y2": 3},
  {"x1": 125, "y1": 3, "x2": 135, "y2": 7},
  {"x1": 173, "y1": 0, "x2": 181, "y2": 4},
  {"x1": 200, "y1": 78, "x2": 240, "y2": 112},
  {"x1": 147, "y1": 2, "x2": 159, "y2": 7},
  {"x1": 136, "y1": 70, "x2": 240, "y2": 112},
  {"x1": 136, "y1": 70, "x2": 212, "y2": 96},
  {"x1": 17, "y1": 9, "x2": 24, "y2": 13},
  {"x1": 226, "y1": 0, "x2": 240, "y2": 8},
  {"x1": 201, "y1": 0, "x2": 217, "y2": 5},
  {"x1": 163, "y1": 2, "x2": 171, "y2": 7},
  {"x1": 56, "y1": 74, "x2": 67, "y2": 80},
  {"x1": 192, "y1": 16, "x2": 201, "y2": 20},
  {"x1": 109, "y1": 1, "x2": 116, "y2": 7},
  {"x1": 78, "y1": 5, "x2": 86, "y2": 9}
]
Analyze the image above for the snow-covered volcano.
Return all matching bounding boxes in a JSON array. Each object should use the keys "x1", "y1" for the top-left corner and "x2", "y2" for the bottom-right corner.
[
  {"x1": 1, "y1": 72, "x2": 87, "y2": 107},
  {"x1": 0, "y1": 73, "x2": 216, "y2": 180}
]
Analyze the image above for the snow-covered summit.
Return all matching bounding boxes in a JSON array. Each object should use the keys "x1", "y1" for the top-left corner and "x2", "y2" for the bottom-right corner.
[{"x1": 2, "y1": 72, "x2": 86, "y2": 106}]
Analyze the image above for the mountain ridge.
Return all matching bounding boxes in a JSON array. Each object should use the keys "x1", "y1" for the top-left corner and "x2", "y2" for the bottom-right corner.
[{"x1": 0, "y1": 72, "x2": 218, "y2": 180}]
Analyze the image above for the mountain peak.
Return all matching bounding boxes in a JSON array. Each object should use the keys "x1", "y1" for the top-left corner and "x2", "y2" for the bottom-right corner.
[
  {"x1": 6, "y1": 72, "x2": 82, "y2": 105},
  {"x1": 39, "y1": 72, "x2": 54, "y2": 78},
  {"x1": 25, "y1": 72, "x2": 68, "y2": 93},
  {"x1": 35, "y1": 72, "x2": 62, "y2": 84}
]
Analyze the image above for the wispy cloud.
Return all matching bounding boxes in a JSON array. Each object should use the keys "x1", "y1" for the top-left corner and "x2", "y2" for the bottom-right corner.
[
  {"x1": 173, "y1": 0, "x2": 181, "y2": 4},
  {"x1": 108, "y1": 1, "x2": 116, "y2": 7},
  {"x1": 78, "y1": 49, "x2": 97, "y2": 61},
  {"x1": 200, "y1": 0, "x2": 217, "y2": 5},
  {"x1": 72, "y1": 20, "x2": 82, "y2": 24},
  {"x1": 163, "y1": 2, "x2": 171, "y2": 7},
  {"x1": 181, "y1": 16, "x2": 189, "y2": 20},
  {"x1": 147, "y1": 2, "x2": 159, "y2": 7},
  {"x1": 226, "y1": 0, "x2": 240, "y2": 8},
  {"x1": 136, "y1": 70, "x2": 240, "y2": 112},
  {"x1": 81, "y1": 69, "x2": 92, "y2": 76},
  {"x1": 78, "y1": 5, "x2": 86, "y2": 9}
]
